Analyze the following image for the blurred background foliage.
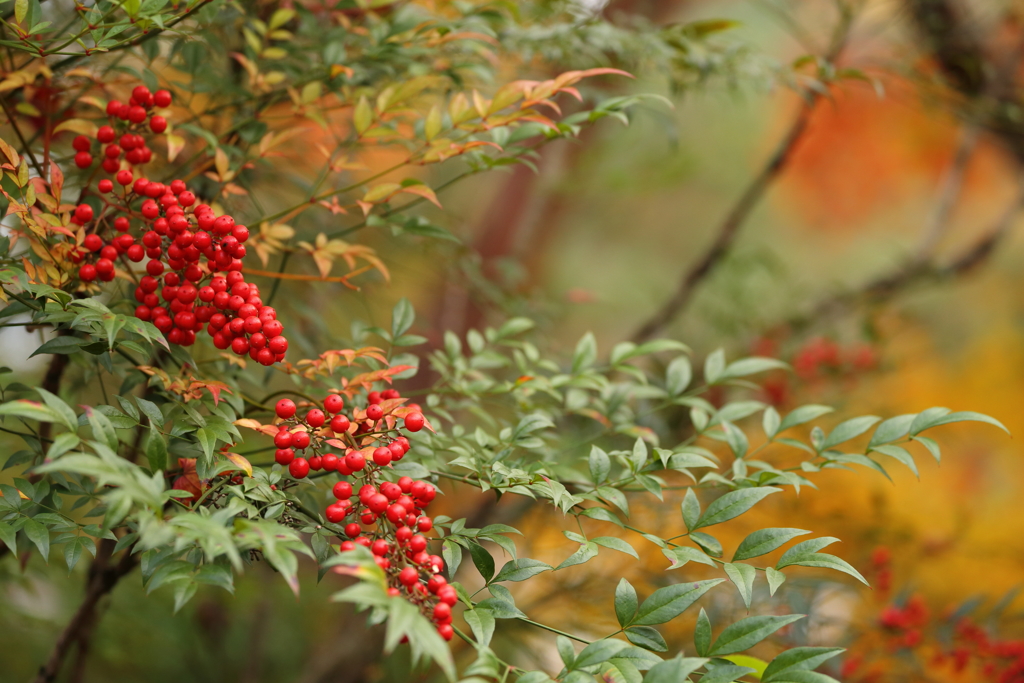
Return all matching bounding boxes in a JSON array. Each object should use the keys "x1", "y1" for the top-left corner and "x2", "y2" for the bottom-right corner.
[{"x1": 2, "y1": 0, "x2": 1023, "y2": 681}]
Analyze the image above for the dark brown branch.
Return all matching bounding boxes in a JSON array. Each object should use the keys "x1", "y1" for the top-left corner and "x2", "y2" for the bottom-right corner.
[
  {"x1": 33, "y1": 541, "x2": 138, "y2": 683},
  {"x1": 629, "y1": 10, "x2": 853, "y2": 343},
  {"x1": 791, "y1": 187, "x2": 1024, "y2": 328}
]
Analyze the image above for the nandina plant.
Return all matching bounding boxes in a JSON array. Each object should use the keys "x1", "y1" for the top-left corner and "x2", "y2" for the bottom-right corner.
[{"x1": 0, "y1": 2, "x2": 1010, "y2": 683}]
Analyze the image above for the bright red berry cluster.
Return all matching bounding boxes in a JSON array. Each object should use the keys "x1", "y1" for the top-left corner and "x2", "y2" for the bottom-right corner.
[
  {"x1": 68, "y1": 84, "x2": 289, "y2": 363},
  {"x1": 269, "y1": 390, "x2": 450, "y2": 637}
]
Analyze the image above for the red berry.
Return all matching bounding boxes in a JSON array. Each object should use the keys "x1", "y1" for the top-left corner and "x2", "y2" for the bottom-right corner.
[
  {"x1": 78, "y1": 264, "x2": 97, "y2": 282},
  {"x1": 268, "y1": 335, "x2": 288, "y2": 354},
  {"x1": 385, "y1": 503, "x2": 406, "y2": 523},
  {"x1": 367, "y1": 494, "x2": 388, "y2": 514},
  {"x1": 116, "y1": 169, "x2": 133, "y2": 186},
  {"x1": 276, "y1": 399, "x2": 296, "y2": 419},
  {"x1": 154, "y1": 89, "x2": 172, "y2": 107},
  {"x1": 74, "y1": 151, "x2": 93, "y2": 168},
  {"x1": 273, "y1": 430, "x2": 293, "y2": 448},
  {"x1": 325, "y1": 503, "x2": 347, "y2": 523},
  {"x1": 371, "y1": 539, "x2": 390, "y2": 556},
  {"x1": 97, "y1": 125, "x2": 115, "y2": 143},
  {"x1": 324, "y1": 394, "x2": 344, "y2": 413},
  {"x1": 128, "y1": 105, "x2": 147, "y2": 123},
  {"x1": 366, "y1": 404, "x2": 384, "y2": 421},
  {"x1": 388, "y1": 442, "x2": 405, "y2": 461},
  {"x1": 409, "y1": 535, "x2": 428, "y2": 554},
  {"x1": 333, "y1": 481, "x2": 353, "y2": 500},
  {"x1": 98, "y1": 179, "x2": 113, "y2": 193},
  {"x1": 292, "y1": 431, "x2": 311, "y2": 449},
  {"x1": 399, "y1": 567, "x2": 419, "y2": 586},
  {"x1": 433, "y1": 602, "x2": 452, "y2": 622},
  {"x1": 344, "y1": 451, "x2": 365, "y2": 472},
  {"x1": 308, "y1": 456, "x2": 322, "y2": 471},
  {"x1": 345, "y1": 523, "x2": 361, "y2": 538},
  {"x1": 231, "y1": 337, "x2": 249, "y2": 355},
  {"x1": 321, "y1": 453, "x2": 339, "y2": 471},
  {"x1": 72, "y1": 135, "x2": 91, "y2": 152},
  {"x1": 438, "y1": 624, "x2": 454, "y2": 641},
  {"x1": 330, "y1": 414, "x2": 350, "y2": 433},
  {"x1": 373, "y1": 447, "x2": 392, "y2": 467},
  {"x1": 405, "y1": 412, "x2": 425, "y2": 432},
  {"x1": 306, "y1": 409, "x2": 325, "y2": 428},
  {"x1": 274, "y1": 448, "x2": 295, "y2": 465},
  {"x1": 289, "y1": 458, "x2": 310, "y2": 479},
  {"x1": 149, "y1": 116, "x2": 167, "y2": 133}
]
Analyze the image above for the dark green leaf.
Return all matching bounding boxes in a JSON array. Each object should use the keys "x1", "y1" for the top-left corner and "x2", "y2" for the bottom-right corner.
[
  {"x1": 642, "y1": 656, "x2": 708, "y2": 683},
  {"x1": 23, "y1": 518, "x2": 50, "y2": 561},
  {"x1": 493, "y1": 558, "x2": 551, "y2": 583},
  {"x1": 624, "y1": 626, "x2": 667, "y2": 652},
  {"x1": 762, "y1": 647, "x2": 844, "y2": 682},
  {"x1": 634, "y1": 579, "x2": 724, "y2": 626},
  {"x1": 693, "y1": 487, "x2": 780, "y2": 530},
  {"x1": 723, "y1": 562, "x2": 756, "y2": 609},
  {"x1": 28, "y1": 336, "x2": 87, "y2": 357},
  {"x1": 615, "y1": 578, "x2": 638, "y2": 627},
  {"x1": 681, "y1": 488, "x2": 700, "y2": 531},
  {"x1": 733, "y1": 528, "x2": 810, "y2": 561},
  {"x1": 695, "y1": 608, "x2": 712, "y2": 656},
  {"x1": 707, "y1": 614, "x2": 805, "y2": 656},
  {"x1": 468, "y1": 541, "x2": 495, "y2": 582}
]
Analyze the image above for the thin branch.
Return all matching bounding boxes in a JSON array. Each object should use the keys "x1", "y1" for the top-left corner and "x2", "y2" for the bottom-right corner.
[
  {"x1": 630, "y1": 8, "x2": 854, "y2": 343},
  {"x1": 793, "y1": 184, "x2": 1024, "y2": 328},
  {"x1": 34, "y1": 542, "x2": 138, "y2": 683},
  {"x1": 913, "y1": 124, "x2": 979, "y2": 261}
]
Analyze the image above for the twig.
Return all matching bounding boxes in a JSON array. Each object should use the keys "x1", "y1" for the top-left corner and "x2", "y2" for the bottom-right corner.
[
  {"x1": 914, "y1": 124, "x2": 979, "y2": 261},
  {"x1": 793, "y1": 184, "x2": 1024, "y2": 328},
  {"x1": 34, "y1": 542, "x2": 138, "y2": 683},
  {"x1": 629, "y1": 8, "x2": 854, "y2": 343}
]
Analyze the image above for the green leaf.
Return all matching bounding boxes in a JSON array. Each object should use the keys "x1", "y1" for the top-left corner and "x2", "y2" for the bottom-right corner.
[
  {"x1": 464, "y1": 607, "x2": 496, "y2": 648},
  {"x1": 707, "y1": 614, "x2": 805, "y2": 657},
  {"x1": 195, "y1": 427, "x2": 216, "y2": 465},
  {"x1": 64, "y1": 537, "x2": 85, "y2": 573},
  {"x1": 557, "y1": 636, "x2": 576, "y2": 668},
  {"x1": 694, "y1": 608, "x2": 712, "y2": 656},
  {"x1": 765, "y1": 672, "x2": 840, "y2": 683},
  {"x1": 572, "y1": 332, "x2": 597, "y2": 374},
  {"x1": 493, "y1": 558, "x2": 551, "y2": 582},
  {"x1": 778, "y1": 537, "x2": 839, "y2": 564},
  {"x1": 822, "y1": 416, "x2": 880, "y2": 449},
  {"x1": 663, "y1": 546, "x2": 716, "y2": 569},
  {"x1": 135, "y1": 397, "x2": 164, "y2": 426},
  {"x1": 721, "y1": 357, "x2": 788, "y2": 380},
  {"x1": 23, "y1": 518, "x2": 50, "y2": 561},
  {"x1": 723, "y1": 562, "x2": 757, "y2": 609},
  {"x1": 733, "y1": 528, "x2": 811, "y2": 561},
  {"x1": 870, "y1": 444, "x2": 918, "y2": 477},
  {"x1": 468, "y1": 541, "x2": 495, "y2": 582},
  {"x1": 615, "y1": 578, "x2": 638, "y2": 627},
  {"x1": 912, "y1": 410, "x2": 1009, "y2": 435},
  {"x1": 0, "y1": 522, "x2": 17, "y2": 554},
  {"x1": 391, "y1": 298, "x2": 415, "y2": 338},
  {"x1": 46, "y1": 432, "x2": 80, "y2": 459},
  {"x1": 561, "y1": 540, "x2": 598, "y2": 573},
  {"x1": 642, "y1": 656, "x2": 708, "y2": 683},
  {"x1": 35, "y1": 388, "x2": 77, "y2": 431},
  {"x1": 634, "y1": 579, "x2": 725, "y2": 626},
  {"x1": 573, "y1": 639, "x2": 629, "y2": 670},
  {"x1": 689, "y1": 532, "x2": 723, "y2": 557},
  {"x1": 84, "y1": 407, "x2": 118, "y2": 451},
  {"x1": 762, "y1": 647, "x2": 844, "y2": 682},
  {"x1": 693, "y1": 487, "x2": 781, "y2": 530},
  {"x1": 776, "y1": 553, "x2": 868, "y2": 586},
  {"x1": 700, "y1": 664, "x2": 756, "y2": 683},
  {"x1": 912, "y1": 435, "x2": 941, "y2": 462},
  {"x1": 722, "y1": 655, "x2": 769, "y2": 679},
  {"x1": 145, "y1": 425, "x2": 168, "y2": 472},
  {"x1": 704, "y1": 349, "x2": 726, "y2": 384},
  {"x1": 0, "y1": 399, "x2": 58, "y2": 423},
  {"x1": 589, "y1": 446, "x2": 610, "y2": 484},
  {"x1": 778, "y1": 405, "x2": 833, "y2": 432},
  {"x1": 681, "y1": 488, "x2": 700, "y2": 531},
  {"x1": 721, "y1": 422, "x2": 749, "y2": 458},
  {"x1": 766, "y1": 567, "x2": 786, "y2": 596},
  {"x1": 28, "y1": 336, "x2": 88, "y2": 357},
  {"x1": 593, "y1": 536, "x2": 639, "y2": 559},
  {"x1": 763, "y1": 407, "x2": 781, "y2": 438},
  {"x1": 666, "y1": 356, "x2": 692, "y2": 395},
  {"x1": 868, "y1": 414, "x2": 915, "y2": 447},
  {"x1": 624, "y1": 626, "x2": 667, "y2": 652}
]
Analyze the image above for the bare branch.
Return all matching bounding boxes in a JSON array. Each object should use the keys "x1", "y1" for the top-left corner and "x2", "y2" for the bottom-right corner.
[
  {"x1": 34, "y1": 542, "x2": 138, "y2": 683},
  {"x1": 629, "y1": 9, "x2": 854, "y2": 343}
]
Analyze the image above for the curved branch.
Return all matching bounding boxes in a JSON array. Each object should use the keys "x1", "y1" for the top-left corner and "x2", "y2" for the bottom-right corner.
[{"x1": 629, "y1": 8, "x2": 854, "y2": 343}]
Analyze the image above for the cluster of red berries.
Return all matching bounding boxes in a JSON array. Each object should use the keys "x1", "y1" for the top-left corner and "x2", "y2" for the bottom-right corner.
[
  {"x1": 271, "y1": 390, "x2": 453, "y2": 638},
  {"x1": 72, "y1": 85, "x2": 170, "y2": 171},
  {"x1": 67, "y1": 84, "x2": 290, "y2": 363}
]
